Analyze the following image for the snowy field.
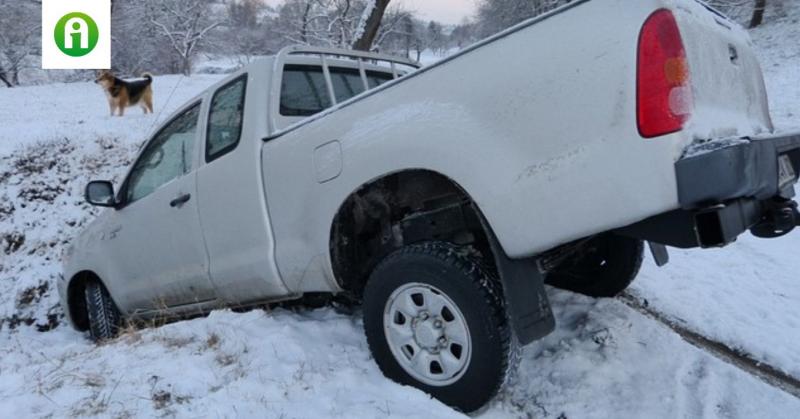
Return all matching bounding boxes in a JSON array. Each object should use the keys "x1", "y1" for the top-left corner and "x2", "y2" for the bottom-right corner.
[{"x1": 2, "y1": 9, "x2": 800, "y2": 419}]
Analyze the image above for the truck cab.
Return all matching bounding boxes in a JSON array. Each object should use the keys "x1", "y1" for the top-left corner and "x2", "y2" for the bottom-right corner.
[{"x1": 62, "y1": 47, "x2": 420, "y2": 319}]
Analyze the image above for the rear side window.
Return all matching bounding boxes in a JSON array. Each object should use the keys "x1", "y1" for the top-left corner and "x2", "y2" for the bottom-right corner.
[
  {"x1": 366, "y1": 70, "x2": 394, "y2": 89},
  {"x1": 206, "y1": 75, "x2": 247, "y2": 162},
  {"x1": 280, "y1": 65, "x2": 397, "y2": 117},
  {"x1": 280, "y1": 65, "x2": 332, "y2": 117},
  {"x1": 330, "y1": 67, "x2": 366, "y2": 102}
]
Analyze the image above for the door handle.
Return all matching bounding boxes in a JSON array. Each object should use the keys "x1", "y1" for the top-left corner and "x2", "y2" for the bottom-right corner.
[{"x1": 170, "y1": 193, "x2": 191, "y2": 208}]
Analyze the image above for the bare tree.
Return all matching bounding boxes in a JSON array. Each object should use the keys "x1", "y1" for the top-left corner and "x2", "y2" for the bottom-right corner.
[
  {"x1": 274, "y1": 0, "x2": 402, "y2": 52},
  {"x1": 275, "y1": 0, "x2": 352, "y2": 47},
  {"x1": 145, "y1": 0, "x2": 222, "y2": 75},
  {"x1": 217, "y1": 0, "x2": 279, "y2": 63},
  {"x1": 426, "y1": 21, "x2": 445, "y2": 55},
  {"x1": 449, "y1": 19, "x2": 479, "y2": 50},
  {"x1": 476, "y1": 0, "x2": 570, "y2": 37},
  {"x1": 0, "y1": 0, "x2": 40, "y2": 87},
  {"x1": 707, "y1": 0, "x2": 771, "y2": 28},
  {"x1": 372, "y1": 8, "x2": 416, "y2": 56}
]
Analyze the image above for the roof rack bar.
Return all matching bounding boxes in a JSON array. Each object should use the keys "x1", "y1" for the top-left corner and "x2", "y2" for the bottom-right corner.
[
  {"x1": 320, "y1": 54, "x2": 337, "y2": 105},
  {"x1": 277, "y1": 45, "x2": 421, "y2": 70},
  {"x1": 357, "y1": 58, "x2": 369, "y2": 91}
]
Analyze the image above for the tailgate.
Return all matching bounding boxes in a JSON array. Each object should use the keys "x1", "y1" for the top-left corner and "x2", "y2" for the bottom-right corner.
[{"x1": 673, "y1": 1, "x2": 773, "y2": 139}]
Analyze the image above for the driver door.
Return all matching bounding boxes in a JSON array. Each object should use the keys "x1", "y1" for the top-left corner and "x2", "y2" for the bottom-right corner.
[{"x1": 106, "y1": 102, "x2": 217, "y2": 312}]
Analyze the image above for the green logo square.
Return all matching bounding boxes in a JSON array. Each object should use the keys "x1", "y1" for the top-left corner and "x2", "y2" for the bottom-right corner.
[{"x1": 54, "y1": 12, "x2": 99, "y2": 57}]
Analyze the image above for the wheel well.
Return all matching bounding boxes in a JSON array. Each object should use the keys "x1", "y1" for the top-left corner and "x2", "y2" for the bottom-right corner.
[
  {"x1": 329, "y1": 170, "x2": 496, "y2": 296},
  {"x1": 66, "y1": 271, "x2": 101, "y2": 331}
]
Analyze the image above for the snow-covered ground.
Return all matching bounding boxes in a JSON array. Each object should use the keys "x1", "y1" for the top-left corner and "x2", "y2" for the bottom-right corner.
[
  {"x1": 2, "y1": 6, "x2": 800, "y2": 419},
  {"x1": 630, "y1": 4, "x2": 800, "y2": 379}
]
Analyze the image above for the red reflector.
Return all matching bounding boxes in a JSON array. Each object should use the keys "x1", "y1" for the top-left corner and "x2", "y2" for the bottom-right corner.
[{"x1": 637, "y1": 9, "x2": 693, "y2": 138}]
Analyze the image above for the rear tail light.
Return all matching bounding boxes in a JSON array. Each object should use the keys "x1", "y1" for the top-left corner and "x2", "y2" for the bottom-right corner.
[{"x1": 637, "y1": 9, "x2": 693, "y2": 138}]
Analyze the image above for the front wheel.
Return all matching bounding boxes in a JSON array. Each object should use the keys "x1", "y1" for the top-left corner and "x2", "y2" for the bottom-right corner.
[
  {"x1": 363, "y1": 242, "x2": 513, "y2": 412},
  {"x1": 84, "y1": 280, "x2": 122, "y2": 342}
]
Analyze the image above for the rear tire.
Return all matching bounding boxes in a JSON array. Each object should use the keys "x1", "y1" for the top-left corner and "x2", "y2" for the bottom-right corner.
[
  {"x1": 546, "y1": 233, "x2": 644, "y2": 298},
  {"x1": 363, "y1": 242, "x2": 513, "y2": 413},
  {"x1": 84, "y1": 281, "x2": 122, "y2": 342}
]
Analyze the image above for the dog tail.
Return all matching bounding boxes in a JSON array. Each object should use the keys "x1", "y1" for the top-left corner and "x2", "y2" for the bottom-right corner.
[{"x1": 141, "y1": 72, "x2": 153, "y2": 83}]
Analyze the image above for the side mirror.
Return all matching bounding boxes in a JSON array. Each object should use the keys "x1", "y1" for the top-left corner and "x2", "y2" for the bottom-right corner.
[{"x1": 85, "y1": 181, "x2": 117, "y2": 207}]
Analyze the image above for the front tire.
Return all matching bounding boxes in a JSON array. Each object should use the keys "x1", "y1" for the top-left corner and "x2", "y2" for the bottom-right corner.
[
  {"x1": 363, "y1": 242, "x2": 512, "y2": 412},
  {"x1": 546, "y1": 233, "x2": 644, "y2": 297},
  {"x1": 84, "y1": 280, "x2": 122, "y2": 342}
]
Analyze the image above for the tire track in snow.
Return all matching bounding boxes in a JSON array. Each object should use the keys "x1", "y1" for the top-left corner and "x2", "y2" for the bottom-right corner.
[{"x1": 618, "y1": 293, "x2": 800, "y2": 399}]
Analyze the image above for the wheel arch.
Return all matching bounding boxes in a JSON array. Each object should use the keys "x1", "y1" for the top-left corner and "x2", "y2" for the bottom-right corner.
[
  {"x1": 66, "y1": 270, "x2": 104, "y2": 331},
  {"x1": 327, "y1": 168, "x2": 557, "y2": 345},
  {"x1": 328, "y1": 169, "x2": 496, "y2": 295}
]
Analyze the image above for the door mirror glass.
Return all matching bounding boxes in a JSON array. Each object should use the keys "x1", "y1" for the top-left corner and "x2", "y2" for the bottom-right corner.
[{"x1": 86, "y1": 181, "x2": 116, "y2": 207}]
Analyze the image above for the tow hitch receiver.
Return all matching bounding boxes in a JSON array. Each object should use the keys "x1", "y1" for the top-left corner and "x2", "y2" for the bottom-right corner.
[
  {"x1": 617, "y1": 197, "x2": 800, "y2": 249},
  {"x1": 750, "y1": 199, "x2": 800, "y2": 239},
  {"x1": 618, "y1": 132, "x2": 800, "y2": 249}
]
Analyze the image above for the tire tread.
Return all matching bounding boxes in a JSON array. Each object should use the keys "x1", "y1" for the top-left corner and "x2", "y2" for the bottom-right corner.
[
  {"x1": 365, "y1": 241, "x2": 514, "y2": 411},
  {"x1": 84, "y1": 281, "x2": 121, "y2": 341}
]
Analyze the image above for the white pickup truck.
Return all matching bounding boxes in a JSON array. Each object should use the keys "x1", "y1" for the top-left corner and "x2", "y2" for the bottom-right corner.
[{"x1": 60, "y1": 0, "x2": 800, "y2": 412}]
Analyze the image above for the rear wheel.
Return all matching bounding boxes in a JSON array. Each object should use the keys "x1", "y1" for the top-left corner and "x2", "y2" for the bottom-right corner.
[
  {"x1": 363, "y1": 242, "x2": 513, "y2": 412},
  {"x1": 546, "y1": 233, "x2": 644, "y2": 298},
  {"x1": 84, "y1": 280, "x2": 122, "y2": 342}
]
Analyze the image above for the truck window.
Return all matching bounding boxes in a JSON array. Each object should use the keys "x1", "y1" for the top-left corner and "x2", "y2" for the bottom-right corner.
[
  {"x1": 366, "y1": 70, "x2": 394, "y2": 89},
  {"x1": 330, "y1": 67, "x2": 366, "y2": 102},
  {"x1": 206, "y1": 75, "x2": 247, "y2": 162},
  {"x1": 125, "y1": 103, "x2": 200, "y2": 203},
  {"x1": 280, "y1": 65, "x2": 332, "y2": 117}
]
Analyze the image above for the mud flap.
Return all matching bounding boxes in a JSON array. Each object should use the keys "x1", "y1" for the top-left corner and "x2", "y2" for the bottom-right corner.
[
  {"x1": 485, "y1": 229, "x2": 556, "y2": 346},
  {"x1": 648, "y1": 242, "x2": 670, "y2": 267}
]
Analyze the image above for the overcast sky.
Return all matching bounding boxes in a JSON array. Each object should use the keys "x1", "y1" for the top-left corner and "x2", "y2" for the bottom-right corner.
[
  {"x1": 262, "y1": 0, "x2": 479, "y2": 25},
  {"x1": 398, "y1": 0, "x2": 478, "y2": 24}
]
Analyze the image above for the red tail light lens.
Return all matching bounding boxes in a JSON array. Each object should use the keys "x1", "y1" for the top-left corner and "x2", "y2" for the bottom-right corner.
[{"x1": 637, "y1": 9, "x2": 693, "y2": 138}]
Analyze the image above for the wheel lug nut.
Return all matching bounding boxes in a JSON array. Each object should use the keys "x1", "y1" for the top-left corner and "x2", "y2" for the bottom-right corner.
[
  {"x1": 434, "y1": 320, "x2": 443, "y2": 329},
  {"x1": 438, "y1": 337, "x2": 447, "y2": 346},
  {"x1": 419, "y1": 312, "x2": 429, "y2": 320}
]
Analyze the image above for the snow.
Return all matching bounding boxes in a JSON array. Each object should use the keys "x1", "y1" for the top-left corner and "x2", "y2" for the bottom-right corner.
[
  {"x1": 0, "y1": 75, "x2": 221, "y2": 155},
  {"x1": 1, "y1": 5, "x2": 800, "y2": 418},
  {"x1": 680, "y1": 135, "x2": 752, "y2": 158},
  {"x1": 751, "y1": 6, "x2": 800, "y2": 133},
  {"x1": 629, "y1": 2, "x2": 800, "y2": 380},
  {"x1": 2, "y1": 290, "x2": 799, "y2": 418}
]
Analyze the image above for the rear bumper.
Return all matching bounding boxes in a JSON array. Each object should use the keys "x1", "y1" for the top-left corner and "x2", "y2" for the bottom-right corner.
[
  {"x1": 618, "y1": 132, "x2": 800, "y2": 248},
  {"x1": 676, "y1": 133, "x2": 800, "y2": 207}
]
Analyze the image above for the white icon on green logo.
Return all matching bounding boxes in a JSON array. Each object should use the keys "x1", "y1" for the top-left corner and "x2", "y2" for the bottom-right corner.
[{"x1": 54, "y1": 12, "x2": 99, "y2": 57}]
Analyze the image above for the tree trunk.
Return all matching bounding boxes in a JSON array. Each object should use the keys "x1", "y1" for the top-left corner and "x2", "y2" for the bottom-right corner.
[
  {"x1": 182, "y1": 57, "x2": 192, "y2": 76},
  {"x1": 749, "y1": 0, "x2": 767, "y2": 28},
  {"x1": 301, "y1": 3, "x2": 311, "y2": 44},
  {"x1": 352, "y1": 0, "x2": 391, "y2": 51},
  {"x1": 0, "y1": 72, "x2": 12, "y2": 88}
]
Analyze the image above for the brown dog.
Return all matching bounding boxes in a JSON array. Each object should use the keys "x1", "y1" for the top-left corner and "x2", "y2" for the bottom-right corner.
[{"x1": 95, "y1": 70, "x2": 154, "y2": 116}]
